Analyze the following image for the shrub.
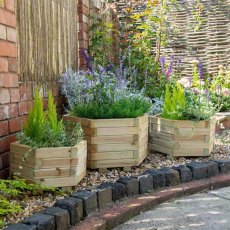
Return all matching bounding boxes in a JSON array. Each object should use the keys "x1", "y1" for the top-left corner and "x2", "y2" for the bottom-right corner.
[
  {"x1": 161, "y1": 83, "x2": 186, "y2": 120},
  {"x1": 60, "y1": 51, "x2": 153, "y2": 119},
  {"x1": 71, "y1": 96, "x2": 152, "y2": 119},
  {"x1": 18, "y1": 89, "x2": 83, "y2": 148}
]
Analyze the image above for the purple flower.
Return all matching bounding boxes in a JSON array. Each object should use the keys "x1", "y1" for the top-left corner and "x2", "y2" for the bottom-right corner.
[
  {"x1": 197, "y1": 59, "x2": 203, "y2": 79},
  {"x1": 81, "y1": 48, "x2": 93, "y2": 73},
  {"x1": 165, "y1": 56, "x2": 174, "y2": 80},
  {"x1": 159, "y1": 56, "x2": 165, "y2": 73}
]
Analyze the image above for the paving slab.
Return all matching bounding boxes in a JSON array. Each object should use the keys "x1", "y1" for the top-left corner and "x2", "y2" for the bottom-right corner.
[{"x1": 114, "y1": 187, "x2": 230, "y2": 230}]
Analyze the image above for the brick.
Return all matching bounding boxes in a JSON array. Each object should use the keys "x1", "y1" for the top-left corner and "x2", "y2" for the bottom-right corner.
[
  {"x1": 19, "y1": 84, "x2": 27, "y2": 101},
  {"x1": 173, "y1": 165, "x2": 193, "y2": 183},
  {"x1": 55, "y1": 197, "x2": 83, "y2": 225},
  {"x1": 214, "y1": 160, "x2": 230, "y2": 174},
  {"x1": 78, "y1": 22, "x2": 88, "y2": 33},
  {"x1": 78, "y1": 0, "x2": 89, "y2": 8},
  {"x1": 0, "y1": 40, "x2": 17, "y2": 57},
  {"x1": 0, "y1": 23, "x2": 6, "y2": 39},
  {"x1": 160, "y1": 167, "x2": 180, "y2": 186},
  {"x1": 98, "y1": 182, "x2": 126, "y2": 202},
  {"x1": 0, "y1": 134, "x2": 16, "y2": 153},
  {"x1": 78, "y1": 4, "x2": 89, "y2": 16},
  {"x1": 4, "y1": 223, "x2": 37, "y2": 230},
  {"x1": 10, "y1": 88, "x2": 20, "y2": 102},
  {"x1": 5, "y1": 0, "x2": 14, "y2": 12},
  {"x1": 0, "y1": 103, "x2": 18, "y2": 120},
  {"x1": 44, "y1": 207, "x2": 70, "y2": 230},
  {"x1": 187, "y1": 162, "x2": 208, "y2": 180},
  {"x1": 0, "y1": 8, "x2": 16, "y2": 27},
  {"x1": 71, "y1": 190, "x2": 97, "y2": 217},
  {"x1": 0, "y1": 151, "x2": 10, "y2": 169},
  {"x1": 136, "y1": 174, "x2": 153, "y2": 194},
  {"x1": 0, "y1": 167, "x2": 9, "y2": 178},
  {"x1": 0, "y1": 73, "x2": 18, "y2": 87},
  {"x1": 8, "y1": 58, "x2": 17, "y2": 72},
  {"x1": 78, "y1": 31, "x2": 88, "y2": 41},
  {"x1": 205, "y1": 161, "x2": 219, "y2": 178},
  {"x1": 6, "y1": 26, "x2": 16, "y2": 42},
  {"x1": 0, "y1": 88, "x2": 10, "y2": 104},
  {"x1": 79, "y1": 40, "x2": 88, "y2": 49},
  {"x1": 26, "y1": 84, "x2": 33, "y2": 100},
  {"x1": 87, "y1": 186, "x2": 112, "y2": 209},
  {"x1": 143, "y1": 169, "x2": 166, "y2": 189},
  {"x1": 78, "y1": 14, "x2": 89, "y2": 24},
  {"x1": 0, "y1": 57, "x2": 8, "y2": 72},
  {"x1": 18, "y1": 101, "x2": 28, "y2": 115},
  {"x1": 23, "y1": 214, "x2": 55, "y2": 230},
  {"x1": 0, "y1": 120, "x2": 8, "y2": 136},
  {"x1": 9, "y1": 116, "x2": 26, "y2": 133},
  {"x1": 116, "y1": 176, "x2": 139, "y2": 196}
]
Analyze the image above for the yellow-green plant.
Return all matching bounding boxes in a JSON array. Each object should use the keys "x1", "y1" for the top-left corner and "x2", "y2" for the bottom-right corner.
[
  {"x1": 23, "y1": 88, "x2": 45, "y2": 142},
  {"x1": 161, "y1": 83, "x2": 186, "y2": 120},
  {"x1": 47, "y1": 91, "x2": 63, "y2": 134},
  {"x1": 19, "y1": 90, "x2": 83, "y2": 148}
]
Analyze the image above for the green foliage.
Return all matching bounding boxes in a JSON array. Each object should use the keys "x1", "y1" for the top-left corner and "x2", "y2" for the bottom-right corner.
[
  {"x1": 19, "y1": 89, "x2": 83, "y2": 148},
  {"x1": 23, "y1": 88, "x2": 45, "y2": 142},
  {"x1": 71, "y1": 96, "x2": 152, "y2": 119},
  {"x1": 0, "y1": 178, "x2": 63, "y2": 226},
  {"x1": 183, "y1": 92, "x2": 219, "y2": 121},
  {"x1": 89, "y1": 17, "x2": 115, "y2": 66},
  {"x1": 161, "y1": 83, "x2": 186, "y2": 120},
  {"x1": 47, "y1": 92, "x2": 64, "y2": 134},
  {"x1": 210, "y1": 93, "x2": 230, "y2": 112},
  {"x1": 191, "y1": 60, "x2": 199, "y2": 87}
]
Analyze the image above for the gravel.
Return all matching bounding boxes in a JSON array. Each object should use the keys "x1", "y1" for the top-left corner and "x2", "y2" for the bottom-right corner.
[{"x1": 2, "y1": 131, "x2": 229, "y2": 228}]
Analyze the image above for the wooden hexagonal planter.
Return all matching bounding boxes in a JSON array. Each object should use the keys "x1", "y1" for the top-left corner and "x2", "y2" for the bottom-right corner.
[
  {"x1": 148, "y1": 115, "x2": 216, "y2": 158},
  {"x1": 63, "y1": 114, "x2": 148, "y2": 170},
  {"x1": 10, "y1": 140, "x2": 87, "y2": 187}
]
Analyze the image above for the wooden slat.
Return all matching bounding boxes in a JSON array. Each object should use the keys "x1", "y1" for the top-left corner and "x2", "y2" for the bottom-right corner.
[
  {"x1": 88, "y1": 143, "x2": 139, "y2": 153},
  {"x1": 41, "y1": 158, "x2": 79, "y2": 168},
  {"x1": 90, "y1": 118, "x2": 135, "y2": 128},
  {"x1": 85, "y1": 127, "x2": 139, "y2": 136},
  {"x1": 85, "y1": 135, "x2": 137, "y2": 144},
  {"x1": 87, "y1": 151, "x2": 134, "y2": 160}
]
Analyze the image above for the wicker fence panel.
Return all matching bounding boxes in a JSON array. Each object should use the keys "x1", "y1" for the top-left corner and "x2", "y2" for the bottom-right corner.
[
  {"x1": 17, "y1": 0, "x2": 78, "y2": 83},
  {"x1": 117, "y1": 0, "x2": 230, "y2": 76}
]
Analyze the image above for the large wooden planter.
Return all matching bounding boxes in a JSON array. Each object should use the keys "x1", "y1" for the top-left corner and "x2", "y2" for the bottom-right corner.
[
  {"x1": 63, "y1": 115, "x2": 148, "y2": 170},
  {"x1": 10, "y1": 141, "x2": 87, "y2": 187},
  {"x1": 149, "y1": 115, "x2": 216, "y2": 158}
]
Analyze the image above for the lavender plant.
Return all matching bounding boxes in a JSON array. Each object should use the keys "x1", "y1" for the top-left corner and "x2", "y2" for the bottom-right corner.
[{"x1": 60, "y1": 49, "x2": 152, "y2": 119}]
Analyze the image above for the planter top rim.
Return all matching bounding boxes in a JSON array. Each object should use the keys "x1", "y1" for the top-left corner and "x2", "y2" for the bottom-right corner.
[
  {"x1": 63, "y1": 113, "x2": 148, "y2": 121},
  {"x1": 10, "y1": 140, "x2": 86, "y2": 150},
  {"x1": 150, "y1": 113, "x2": 216, "y2": 123}
]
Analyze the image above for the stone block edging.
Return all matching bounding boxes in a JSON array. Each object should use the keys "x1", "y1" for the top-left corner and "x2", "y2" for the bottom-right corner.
[{"x1": 5, "y1": 160, "x2": 230, "y2": 230}]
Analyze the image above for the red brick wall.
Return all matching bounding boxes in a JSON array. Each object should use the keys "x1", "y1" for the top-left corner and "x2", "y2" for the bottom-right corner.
[
  {"x1": 78, "y1": 0, "x2": 89, "y2": 69},
  {"x1": 0, "y1": 0, "x2": 17, "y2": 178}
]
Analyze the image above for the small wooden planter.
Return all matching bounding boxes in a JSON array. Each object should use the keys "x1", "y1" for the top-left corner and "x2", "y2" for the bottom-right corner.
[
  {"x1": 63, "y1": 115, "x2": 148, "y2": 170},
  {"x1": 10, "y1": 141, "x2": 87, "y2": 187},
  {"x1": 149, "y1": 115, "x2": 216, "y2": 158}
]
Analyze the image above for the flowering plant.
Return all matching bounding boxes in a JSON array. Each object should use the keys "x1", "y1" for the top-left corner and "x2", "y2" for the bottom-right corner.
[{"x1": 60, "y1": 49, "x2": 152, "y2": 119}]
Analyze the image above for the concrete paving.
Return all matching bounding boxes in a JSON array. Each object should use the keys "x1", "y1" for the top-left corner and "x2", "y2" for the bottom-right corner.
[{"x1": 114, "y1": 187, "x2": 230, "y2": 230}]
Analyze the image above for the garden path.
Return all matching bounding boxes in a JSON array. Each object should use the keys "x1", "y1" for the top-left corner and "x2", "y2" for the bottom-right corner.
[{"x1": 114, "y1": 187, "x2": 230, "y2": 230}]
